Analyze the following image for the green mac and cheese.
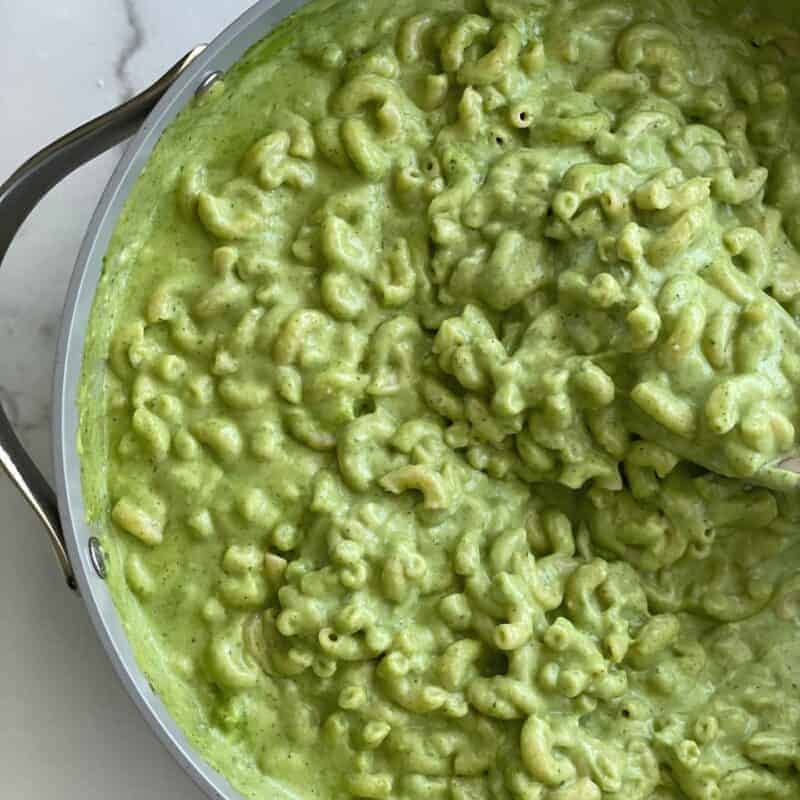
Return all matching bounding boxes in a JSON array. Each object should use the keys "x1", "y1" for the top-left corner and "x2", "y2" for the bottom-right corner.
[{"x1": 79, "y1": 0, "x2": 800, "y2": 797}]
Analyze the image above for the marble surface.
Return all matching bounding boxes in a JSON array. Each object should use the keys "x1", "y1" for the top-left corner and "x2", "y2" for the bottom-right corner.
[{"x1": 0, "y1": 2, "x2": 253, "y2": 796}]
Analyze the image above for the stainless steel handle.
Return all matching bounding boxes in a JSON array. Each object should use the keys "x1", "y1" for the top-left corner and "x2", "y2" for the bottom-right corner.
[{"x1": 0, "y1": 45, "x2": 207, "y2": 591}]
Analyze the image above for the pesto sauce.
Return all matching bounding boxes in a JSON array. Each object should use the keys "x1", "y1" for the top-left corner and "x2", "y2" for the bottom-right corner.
[{"x1": 79, "y1": 0, "x2": 800, "y2": 798}]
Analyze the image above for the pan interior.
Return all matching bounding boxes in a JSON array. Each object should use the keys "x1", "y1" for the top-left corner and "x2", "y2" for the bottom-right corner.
[{"x1": 65, "y1": 0, "x2": 800, "y2": 798}]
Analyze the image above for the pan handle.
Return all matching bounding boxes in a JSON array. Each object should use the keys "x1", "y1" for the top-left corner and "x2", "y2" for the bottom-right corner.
[{"x1": 0, "y1": 45, "x2": 208, "y2": 591}]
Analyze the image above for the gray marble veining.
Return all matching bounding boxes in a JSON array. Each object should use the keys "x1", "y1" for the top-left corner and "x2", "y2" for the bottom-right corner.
[{"x1": 115, "y1": 0, "x2": 146, "y2": 100}]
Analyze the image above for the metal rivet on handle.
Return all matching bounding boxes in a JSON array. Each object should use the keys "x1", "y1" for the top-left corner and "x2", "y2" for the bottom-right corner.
[
  {"x1": 88, "y1": 537, "x2": 107, "y2": 579},
  {"x1": 195, "y1": 70, "x2": 223, "y2": 98}
]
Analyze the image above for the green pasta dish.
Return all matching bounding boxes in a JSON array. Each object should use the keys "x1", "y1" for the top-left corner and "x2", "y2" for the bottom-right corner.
[{"x1": 78, "y1": 0, "x2": 800, "y2": 797}]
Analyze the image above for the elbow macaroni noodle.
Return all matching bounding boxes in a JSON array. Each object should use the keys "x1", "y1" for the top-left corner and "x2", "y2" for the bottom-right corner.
[{"x1": 80, "y1": 0, "x2": 800, "y2": 798}]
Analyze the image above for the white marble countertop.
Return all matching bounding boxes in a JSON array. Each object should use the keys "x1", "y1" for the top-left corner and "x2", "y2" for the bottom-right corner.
[{"x1": 0, "y1": 2, "x2": 252, "y2": 796}]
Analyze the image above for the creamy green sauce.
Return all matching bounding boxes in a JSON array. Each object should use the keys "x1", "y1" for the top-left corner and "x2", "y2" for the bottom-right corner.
[{"x1": 79, "y1": 0, "x2": 800, "y2": 797}]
